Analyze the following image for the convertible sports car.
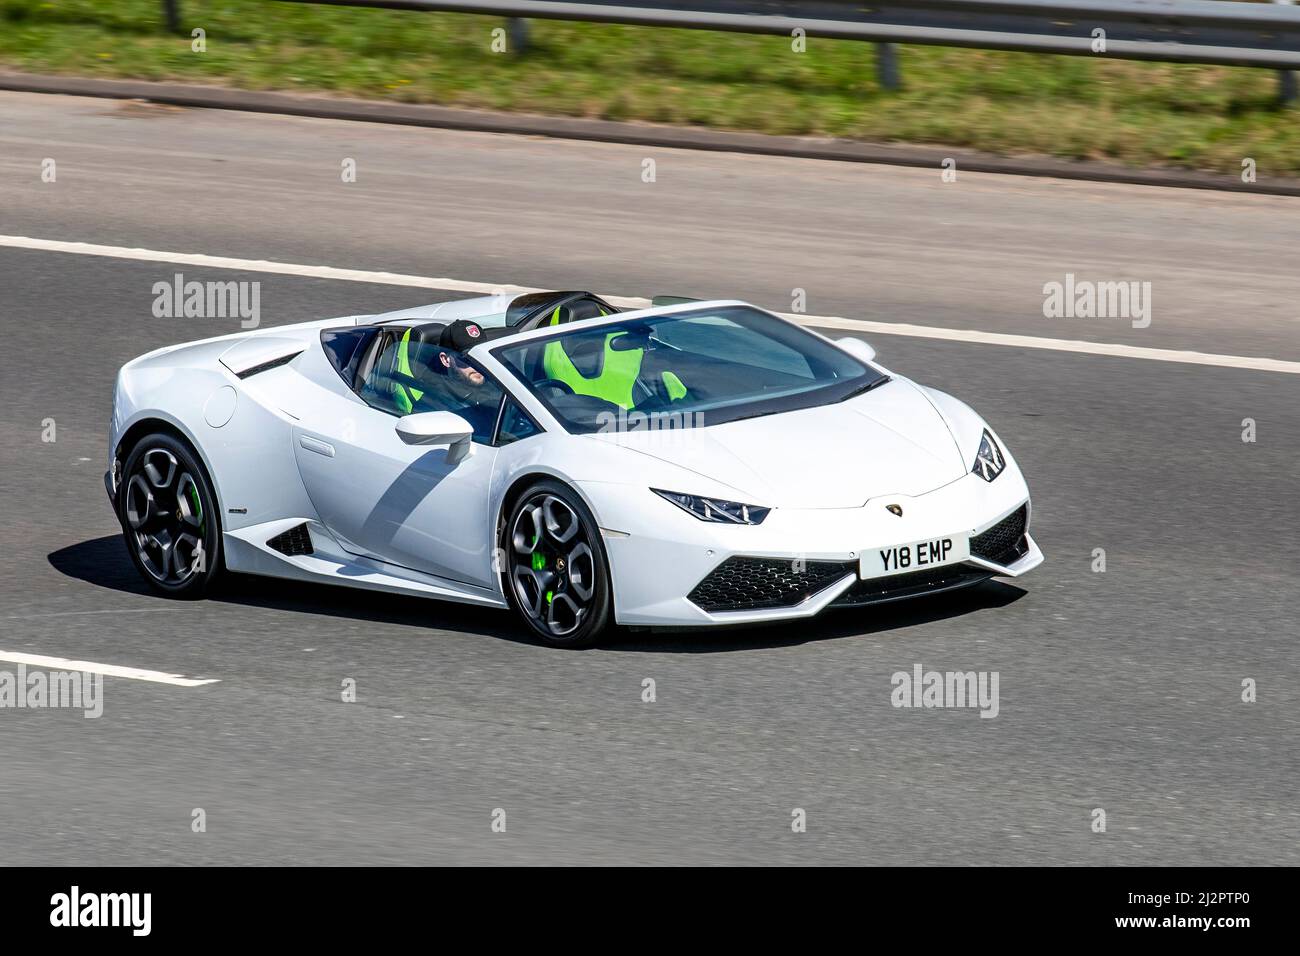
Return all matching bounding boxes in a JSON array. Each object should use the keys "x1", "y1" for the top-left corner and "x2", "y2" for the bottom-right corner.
[{"x1": 106, "y1": 291, "x2": 1042, "y2": 647}]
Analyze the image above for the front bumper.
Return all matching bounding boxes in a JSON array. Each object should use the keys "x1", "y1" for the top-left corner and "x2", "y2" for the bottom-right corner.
[{"x1": 582, "y1": 468, "x2": 1043, "y2": 627}]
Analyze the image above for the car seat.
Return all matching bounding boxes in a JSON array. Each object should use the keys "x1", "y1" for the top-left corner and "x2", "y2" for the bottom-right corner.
[
  {"x1": 387, "y1": 323, "x2": 445, "y2": 414},
  {"x1": 540, "y1": 307, "x2": 687, "y2": 410}
]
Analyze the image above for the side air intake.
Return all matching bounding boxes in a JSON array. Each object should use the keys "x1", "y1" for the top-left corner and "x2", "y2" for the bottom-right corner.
[
  {"x1": 267, "y1": 523, "x2": 313, "y2": 556},
  {"x1": 236, "y1": 352, "x2": 301, "y2": 379}
]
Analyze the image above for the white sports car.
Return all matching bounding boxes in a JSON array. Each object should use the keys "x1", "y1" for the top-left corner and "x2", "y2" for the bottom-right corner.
[{"x1": 107, "y1": 292, "x2": 1042, "y2": 647}]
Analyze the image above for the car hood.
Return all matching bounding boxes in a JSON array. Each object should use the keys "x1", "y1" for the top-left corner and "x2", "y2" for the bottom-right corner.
[{"x1": 587, "y1": 379, "x2": 967, "y2": 508}]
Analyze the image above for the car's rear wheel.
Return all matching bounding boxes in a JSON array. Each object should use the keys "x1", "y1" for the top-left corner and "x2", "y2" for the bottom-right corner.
[
  {"x1": 502, "y1": 480, "x2": 612, "y2": 648},
  {"x1": 118, "y1": 432, "x2": 222, "y2": 598}
]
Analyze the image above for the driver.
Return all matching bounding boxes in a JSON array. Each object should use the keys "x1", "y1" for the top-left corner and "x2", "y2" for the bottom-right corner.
[
  {"x1": 431, "y1": 320, "x2": 488, "y2": 400},
  {"x1": 419, "y1": 320, "x2": 498, "y2": 438}
]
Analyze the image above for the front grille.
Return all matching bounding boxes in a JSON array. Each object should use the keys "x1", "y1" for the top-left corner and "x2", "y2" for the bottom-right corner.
[
  {"x1": 970, "y1": 505, "x2": 1028, "y2": 565},
  {"x1": 267, "y1": 523, "x2": 313, "y2": 556},
  {"x1": 832, "y1": 564, "x2": 992, "y2": 607},
  {"x1": 688, "y1": 557, "x2": 854, "y2": 613}
]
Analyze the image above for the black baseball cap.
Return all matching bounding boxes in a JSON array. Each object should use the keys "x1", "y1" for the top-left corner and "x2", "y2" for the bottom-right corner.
[{"x1": 438, "y1": 320, "x2": 485, "y2": 353}]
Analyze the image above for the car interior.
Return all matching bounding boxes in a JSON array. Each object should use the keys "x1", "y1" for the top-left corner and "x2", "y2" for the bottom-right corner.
[
  {"x1": 321, "y1": 322, "x2": 506, "y2": 441},
  {"x1": 497, "y1": 306, "x2": 876, "y2": 433},
  {"x1": 321, "y1": 294, "x2": 865, "y2": 438},
  {"x1": 321, "y1": 291, "x2": 655, "y2": 433}
]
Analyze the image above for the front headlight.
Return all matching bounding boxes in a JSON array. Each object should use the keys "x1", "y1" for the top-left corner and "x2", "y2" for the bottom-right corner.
[
  {"x1": 652, "y1": 489, "x2": 770, "y2": 525},
  {"x1": 972, "y1": 429, "x2": 1006, "y2": 482}
]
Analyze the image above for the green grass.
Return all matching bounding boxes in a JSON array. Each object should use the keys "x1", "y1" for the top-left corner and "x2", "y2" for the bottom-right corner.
[{"x1": 3, "y1": 0, "x2": 1298, "y2": 174}]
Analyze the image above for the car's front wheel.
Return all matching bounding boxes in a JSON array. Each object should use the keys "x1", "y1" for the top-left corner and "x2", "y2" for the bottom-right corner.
[
  {"x1": 502, "y1": 480, "x2": 612, "y2": 648},
  {"x1": 118, "y1": 432, "x2": 223, "y2": 598}
]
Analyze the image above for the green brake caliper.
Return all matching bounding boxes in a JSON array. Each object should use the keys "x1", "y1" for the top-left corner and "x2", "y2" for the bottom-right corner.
[
  {"x1": 189, "y1": 485, "x2": 204, "y2": 531},
  {"x1": 530, "y1": 534, "x2": 551, "y2": 604}
]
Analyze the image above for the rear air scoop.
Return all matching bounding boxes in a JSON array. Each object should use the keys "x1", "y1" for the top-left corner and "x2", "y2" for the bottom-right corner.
[{"x1": 219, "y1": 337, "x2": 306, "y2": 378}]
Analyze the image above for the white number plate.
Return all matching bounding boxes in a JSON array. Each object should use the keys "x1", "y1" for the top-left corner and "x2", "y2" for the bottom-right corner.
[{"x1": 860, "y1": 536, "x2": 969, "y2": 578}]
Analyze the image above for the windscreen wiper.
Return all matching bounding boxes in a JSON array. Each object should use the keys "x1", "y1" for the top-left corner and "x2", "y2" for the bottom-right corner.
[{"x1": 844, "y1": 375, "x2": 892, "y2": 399}]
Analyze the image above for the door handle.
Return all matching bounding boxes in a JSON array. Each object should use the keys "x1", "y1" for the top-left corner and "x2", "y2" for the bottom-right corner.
[{"x1": 299, "y1": 435, "x2": 336, "y2": 458}]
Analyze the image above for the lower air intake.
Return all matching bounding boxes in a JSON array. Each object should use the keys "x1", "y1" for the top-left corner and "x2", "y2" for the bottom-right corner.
[
  {"x1": 970, "y1": 505, "x2": 1028, "y2": 565},
  {"x1": 268, "y1": 523, "x2": 313, "y2": 556},
  {"x1": 688, "y1": 557, "x2": 854, "y2": 612}
]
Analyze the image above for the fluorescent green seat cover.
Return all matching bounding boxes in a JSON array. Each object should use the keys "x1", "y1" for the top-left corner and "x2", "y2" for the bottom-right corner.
[
  {"x1": 393, "y1": 327, "x2": 423, "y2": 414},
  {"x1": 541, "y1": 307, "x2": 687, "y2": 409}
]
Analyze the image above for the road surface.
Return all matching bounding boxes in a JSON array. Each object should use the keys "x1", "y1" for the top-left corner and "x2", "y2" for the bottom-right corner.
[{"x1": 0, "y1": 92, "x2": 1296, "y2": 865}]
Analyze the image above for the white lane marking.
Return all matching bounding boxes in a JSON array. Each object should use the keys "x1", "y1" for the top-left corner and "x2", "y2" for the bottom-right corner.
[
  {"x1": 1, "y1": 233, "x2": 1295, "y2": 375},
  {"x1": 0, "y1": 651, "x2": 219, "y2": 687},
  {"x1": 0, "y1": 233, "x2": 606, "y2": 301},
  {"x1": 792, "y1": 315, "x2": 1300, "y2": 376}
]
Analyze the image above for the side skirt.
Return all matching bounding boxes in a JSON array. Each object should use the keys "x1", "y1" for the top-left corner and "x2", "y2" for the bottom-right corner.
[{"x1": 222, "y1": 518, "x2": 508, "y2": 609}]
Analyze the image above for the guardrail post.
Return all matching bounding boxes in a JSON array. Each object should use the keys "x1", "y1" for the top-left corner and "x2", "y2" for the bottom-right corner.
[
  {"x1": 162, "y1": 0, "x2": 181, "y2": 33},
  {"x1": 508, "y1": 17, "x2": 530, "y2": 54},
  {"x1": 1280, "y1": 1, "x2": 1298, "y2": 103},
  {"x1": 876, "y1": 42, "x2": 901, "y2": 90}
]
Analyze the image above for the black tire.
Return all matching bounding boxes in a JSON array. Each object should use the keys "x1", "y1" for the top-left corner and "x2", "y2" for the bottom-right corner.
[
  {"x1": 500, "y1": 479, "x2": 613, "y2": 648},
  {"x1": 117, "y1": 432, "x2": 223, "y2": 598}
]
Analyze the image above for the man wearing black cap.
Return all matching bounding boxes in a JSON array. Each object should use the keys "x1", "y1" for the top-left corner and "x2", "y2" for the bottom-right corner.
[
  {"x1": 416, "y1": 319, "x2": 501, "y2": 441},
  {"x1": 433, "y1": 320, "x2": 489, "y2": 400}
]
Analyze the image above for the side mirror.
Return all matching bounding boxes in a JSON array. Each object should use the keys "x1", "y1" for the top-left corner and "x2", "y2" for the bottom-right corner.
[
  {"x1": 395, "y1": 411, "x2": 474, "y2": 463},
  {"x1": 836, "y1": 336, "x2": 876, "y2": 364}
]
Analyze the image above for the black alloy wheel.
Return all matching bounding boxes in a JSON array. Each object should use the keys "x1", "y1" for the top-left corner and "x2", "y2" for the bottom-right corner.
[
  {"x1": 503, "y1": 480, "x2": 612, "y2": 648},
  {"x1": 118, "y1": 433, "x2": 222, "y2": 597}
]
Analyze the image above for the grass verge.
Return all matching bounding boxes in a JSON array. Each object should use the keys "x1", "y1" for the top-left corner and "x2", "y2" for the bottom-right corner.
[{"x1": 2, "y1": 0, "x2": 1297, "y2": 174}]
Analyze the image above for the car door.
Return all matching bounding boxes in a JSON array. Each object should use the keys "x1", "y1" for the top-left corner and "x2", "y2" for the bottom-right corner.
[{"x1": 292, "y1": 334, "x2": 503, "y2": 589}]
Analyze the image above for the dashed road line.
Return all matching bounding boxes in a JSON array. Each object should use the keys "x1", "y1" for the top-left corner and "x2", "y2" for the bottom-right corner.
[
  {"x1": 0, "y1": 651, "x2": 220, "y2": 687},
  {"x1": 2, "y1": 234, "x2": 1295, "y2": 375}
]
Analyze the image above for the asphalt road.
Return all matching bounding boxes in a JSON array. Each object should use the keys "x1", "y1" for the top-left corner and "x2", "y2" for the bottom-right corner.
[{"x1": 0, "y1": 92, "x2": 1297, "y2": 865}]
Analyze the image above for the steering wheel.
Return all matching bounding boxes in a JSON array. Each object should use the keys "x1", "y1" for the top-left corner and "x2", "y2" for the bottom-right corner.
[{"x1": 535, "y1": 378, "x2": 576, "y2": 397}]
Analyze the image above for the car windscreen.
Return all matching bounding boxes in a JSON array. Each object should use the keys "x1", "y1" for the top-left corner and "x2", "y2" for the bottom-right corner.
[{"x1": 491, "y1": 305, "x2": 886, "y2": 433}]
